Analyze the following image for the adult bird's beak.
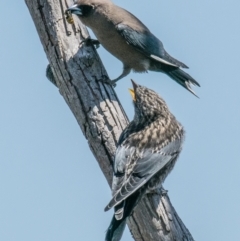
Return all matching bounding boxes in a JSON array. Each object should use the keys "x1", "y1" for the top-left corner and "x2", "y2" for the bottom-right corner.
[{"x1": 67, "y1": 4, "x2": 82, "y2": 16}]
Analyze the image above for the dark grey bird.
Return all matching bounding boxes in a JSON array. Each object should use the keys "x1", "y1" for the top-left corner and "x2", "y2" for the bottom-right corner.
[
  {"x1": 104, "y1": 80, "x2": 185, "y2": 241},
  {"x1": 67, "y1": 0, "x2": 200, "y2": 96}
]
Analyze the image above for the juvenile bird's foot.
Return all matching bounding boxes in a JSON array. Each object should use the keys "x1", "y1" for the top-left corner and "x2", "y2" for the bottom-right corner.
[
  {"x1": 81, "y1": 38, "x2": 100, "y2": 49},
  {"x1": 146, "y1": 186, "x2": 168, "y2": 196},
  {"x1": 98, "y1": 75, "x2": 117, "y2": 87},
  {"x1": 160, "y1": 186, "x2": 168, "y2": 196}
]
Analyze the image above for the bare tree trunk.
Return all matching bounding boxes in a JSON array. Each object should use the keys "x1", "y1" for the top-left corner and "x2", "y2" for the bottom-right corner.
[{"x1": 25, "y1": 0, "x2": 195, "y2": 240}]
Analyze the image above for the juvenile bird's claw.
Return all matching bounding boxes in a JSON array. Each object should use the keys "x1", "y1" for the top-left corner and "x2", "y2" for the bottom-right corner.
[
  {"x1": 147, "y1": 186, "x2": 168, "y2": 196},
  {"x1": 160, "y1": 186, "x2": 168, "y2": 196}
]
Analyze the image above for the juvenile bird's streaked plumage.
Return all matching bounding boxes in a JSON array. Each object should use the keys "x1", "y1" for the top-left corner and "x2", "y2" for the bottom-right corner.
[
  {"x1": 67, "y1": 0, "x2": 200, "y2": 96},
  {"x1": 104, "y1": 80, "x2": 185, "y2": 241}
]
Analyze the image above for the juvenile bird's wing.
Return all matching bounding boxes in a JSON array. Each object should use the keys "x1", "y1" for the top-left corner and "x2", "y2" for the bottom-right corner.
[
  {"x1": 116, "y1": 24, "x2": 188, "y2": 68},
  {"x1": 104, "y1": 138, "x2": 182, "y2": 212}
]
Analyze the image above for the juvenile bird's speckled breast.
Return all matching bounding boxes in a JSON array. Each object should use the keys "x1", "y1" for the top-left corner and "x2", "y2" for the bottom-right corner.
[{"x1": 123, "y1": 115, "x2": 184, "y2": 152}]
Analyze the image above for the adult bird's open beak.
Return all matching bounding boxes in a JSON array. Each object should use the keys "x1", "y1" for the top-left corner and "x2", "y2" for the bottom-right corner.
[{"x1": 67, "y1": 4, "x2": 82, "y2": 16}]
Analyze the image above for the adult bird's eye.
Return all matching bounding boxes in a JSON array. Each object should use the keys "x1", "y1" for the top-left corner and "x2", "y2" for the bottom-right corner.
[{"x1": 80, "y1": 5, "x2": 93, "y2": 16}]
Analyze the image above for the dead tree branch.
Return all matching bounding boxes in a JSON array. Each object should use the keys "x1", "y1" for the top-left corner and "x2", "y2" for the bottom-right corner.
[{"x1": 25, "y1": 0, "x2": 194, "y2": 240}]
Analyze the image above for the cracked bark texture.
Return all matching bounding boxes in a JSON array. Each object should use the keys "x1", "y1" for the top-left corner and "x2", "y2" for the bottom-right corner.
[{"x1": 25, "y1": 0, "x2": 195, "y2": 240}]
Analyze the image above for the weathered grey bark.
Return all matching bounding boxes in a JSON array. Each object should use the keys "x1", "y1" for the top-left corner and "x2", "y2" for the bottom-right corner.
[{"x1": 25, "y1": 0, "x2": 195, "y2": 240}]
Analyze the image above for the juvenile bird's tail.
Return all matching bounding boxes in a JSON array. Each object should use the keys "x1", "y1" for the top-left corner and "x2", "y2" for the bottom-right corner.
[
  {"x1": 166, "y1": 68, "x2": 200, "y2": 97},
  {"x1": 105, "y1": 190, "x2": 142, "y2": 241},
  {"x1": 105, "y1": 216, "x2": 127, "y2": 241}
]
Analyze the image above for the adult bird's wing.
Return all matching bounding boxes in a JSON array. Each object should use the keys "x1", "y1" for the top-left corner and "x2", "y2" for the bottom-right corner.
[
  {"x1": 116, "y1": 24, "x2": 188, "y2": 68},
  {"x1": 104, "y1": 138, "x2": 182, "y2": 212}
]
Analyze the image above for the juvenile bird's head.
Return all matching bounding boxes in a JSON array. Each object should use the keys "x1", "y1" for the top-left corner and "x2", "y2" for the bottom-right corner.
[
  {"x1": 67, "y1": 0, "x2": 112, "y2": 25},
  {"x1": 129, "y1": 80, "x2": 169, "y2": 123}
]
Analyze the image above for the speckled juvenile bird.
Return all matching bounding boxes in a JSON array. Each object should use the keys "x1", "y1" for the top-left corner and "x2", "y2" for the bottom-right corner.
[
  {"x1": 67, "y1": 0, "x2": 200, "y2": 96},
  {"x1": 104, "y1": 80, "x2": 185, "y2": 241}
]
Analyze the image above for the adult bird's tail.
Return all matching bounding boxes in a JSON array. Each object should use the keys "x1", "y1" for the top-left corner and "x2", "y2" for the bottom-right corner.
[{"x1": 166, "y1": 68, "x2": 200, "y2": 97}]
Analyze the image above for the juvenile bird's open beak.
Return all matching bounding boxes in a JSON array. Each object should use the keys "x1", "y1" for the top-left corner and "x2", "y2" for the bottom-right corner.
[
  {"x1": 131, "y1": 79, "x2": 138, "y2": 92},
  {"x1": 129, "y1": 80, "x2": 138, "y2": 101},
  {"x1": 67, "y1": 4, "x2": 82, "y2": 16},
  {"x1": 128, "y1": 89, "x2": 136, "y2": 101}
]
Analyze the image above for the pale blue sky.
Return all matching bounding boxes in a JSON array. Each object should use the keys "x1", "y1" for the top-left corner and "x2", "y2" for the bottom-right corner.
[{"x1": 1, "y1": 0, "x2": 240, "y2": 240}]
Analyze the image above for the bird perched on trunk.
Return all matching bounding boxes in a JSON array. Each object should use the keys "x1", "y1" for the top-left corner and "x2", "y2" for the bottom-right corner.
[
  {"x1": 67, "y1": 0, "x2": 200, "y2": 96},
  {"x1": 104, "y1": 80, "x2": 185, "y2": 241}
]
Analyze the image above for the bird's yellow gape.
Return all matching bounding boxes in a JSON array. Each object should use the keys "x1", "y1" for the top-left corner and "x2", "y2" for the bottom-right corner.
[{"x1": 128, "y1": 89, "x2": 136, "y2": 102}]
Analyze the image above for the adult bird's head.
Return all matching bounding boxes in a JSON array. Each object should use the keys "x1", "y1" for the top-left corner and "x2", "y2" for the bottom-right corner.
[
  {"x1": 129, "y1": 80, "x2": 169, "y2": 123},
  {"x1": 67, "y1": 0, "x2": 112, "y2": 25}
]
